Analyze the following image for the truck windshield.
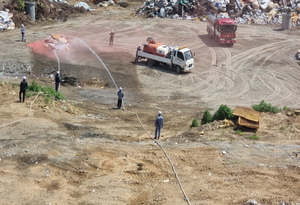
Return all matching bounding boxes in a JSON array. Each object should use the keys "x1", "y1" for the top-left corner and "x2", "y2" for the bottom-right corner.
[
  {"x1": 184, "y1": 50, "x2": 193, "y2": 60},
  {"x1": 219, "y1": 25, "x2": 237, "y2": 33}
]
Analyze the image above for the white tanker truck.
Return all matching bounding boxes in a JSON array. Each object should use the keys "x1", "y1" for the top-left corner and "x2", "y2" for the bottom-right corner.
[{"x1": 136, "y1": 37, "x2": 195, "y2": 74}]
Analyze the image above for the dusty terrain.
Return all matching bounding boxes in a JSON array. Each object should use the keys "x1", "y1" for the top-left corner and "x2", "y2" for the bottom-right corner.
[{"x1": 1, "y1": 1, "x2": 300, "y2": 205}]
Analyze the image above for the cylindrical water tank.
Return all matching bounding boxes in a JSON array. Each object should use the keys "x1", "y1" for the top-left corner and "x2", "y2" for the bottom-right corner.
[
  {"x1": 282, "y1": 13, "x2": 292, "y2": 30},
  {"x1": 25, "y1": 1, "x2": 36, "y2": 21}
]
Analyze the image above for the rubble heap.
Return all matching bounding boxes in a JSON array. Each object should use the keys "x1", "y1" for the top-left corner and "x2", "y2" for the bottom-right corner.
[
  {"x1": 0, "y1": 9, "x2": 15, "y2": 30},
  {"x1": 136, "y1": 0, "x2": 300, "y2": 26}
]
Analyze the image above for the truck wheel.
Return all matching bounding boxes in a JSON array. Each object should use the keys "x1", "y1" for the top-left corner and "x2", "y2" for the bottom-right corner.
[
  {"x1": 147, "y1": 59, "x2": 155, "y2": 67},
  {"x1": 176, "y1": 66, "x2": 181, "y2": 74}
]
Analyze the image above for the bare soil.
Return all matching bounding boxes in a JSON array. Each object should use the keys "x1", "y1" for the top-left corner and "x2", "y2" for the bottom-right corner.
[{"x1": 1, "y1": 2, "x2": 300, "y2": 205}]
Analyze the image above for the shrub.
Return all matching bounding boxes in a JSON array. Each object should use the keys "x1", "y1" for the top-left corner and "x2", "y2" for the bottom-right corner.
[
  {"x1": 27, "y1": 80, "x2": 66, "y2": 103},
  {"x1": 191, "y1": 118, "x2": 199, "y2": 127},
  {"x1": 201, "y1": 109, "x2": 213, "y2": 125},
  {"x1": 248, "y1": 134, "x2": 259, "y2": 140},
  {"x1": 213, "y1": 105, "x2": 233, "y2": 121},
  {"x1": 13, "y1": 0, "x2": 26, "y2": 11},
  {"x1": 252, "y1": 100, "x2": 280, "y2": 113}
]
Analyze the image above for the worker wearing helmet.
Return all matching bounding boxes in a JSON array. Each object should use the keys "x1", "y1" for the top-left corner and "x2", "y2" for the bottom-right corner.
[
  {"x1": 19, "y1": 76, "x2": 28, "y2": 103},
  {"x1": 21, "y1": 24, "x2": 25, "y2": 42},
  {"x1": 117, "y1": 87, "x2": 124, "y2": 109},
  {"x1": 55, "y1": 71, "x2": 61, "y2": 92},
  {"x1": 154, "y1": 111, "x2": 164, "y2": 140}
]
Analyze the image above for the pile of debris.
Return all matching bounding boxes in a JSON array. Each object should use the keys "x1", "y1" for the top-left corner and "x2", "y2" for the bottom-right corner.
[
  {"x1": 135, "y1": 0, "x2": 300, "y2": 26},
  {"x1": 1, "y1": 0, "x2": 87, "y2": 30},
  {"x1": 0, "y1": 9, "x2": 15, "y2": 30},
  {"x1": 43, "y1": 34, "x2": 70, "y2": 51}
]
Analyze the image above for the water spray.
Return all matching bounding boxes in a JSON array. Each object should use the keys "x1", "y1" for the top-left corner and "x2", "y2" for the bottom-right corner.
[
  {"x1": 74, "y1": 37, "x2": 119, "y2": 91},
  {"x1": 53, "y1": 49, "x2": 60, "y2": 73}
]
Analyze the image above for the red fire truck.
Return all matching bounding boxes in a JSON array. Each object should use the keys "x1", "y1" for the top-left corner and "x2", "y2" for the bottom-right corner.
[{"x1": 206, "y1": 14, "x2": 237, "y2": 45}]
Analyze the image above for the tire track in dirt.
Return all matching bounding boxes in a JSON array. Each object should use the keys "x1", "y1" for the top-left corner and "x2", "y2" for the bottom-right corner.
[
  {"x1": 229, "y1": 41, "x2": 299, "y2": 105},
  {"x1": 136, "y1": 23, "x2": 300, "y2": 111},
  {"x1": 197, "y1": 39, "x2": 300, "y2": 109}
]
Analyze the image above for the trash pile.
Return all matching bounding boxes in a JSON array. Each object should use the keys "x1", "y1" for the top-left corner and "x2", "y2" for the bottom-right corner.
[
  {"x1": 135, "y1": 0, "x2": 300, "y2": 25},
  {"x1": 0, "y1": 10, "x2": 15, "y2": 30}
]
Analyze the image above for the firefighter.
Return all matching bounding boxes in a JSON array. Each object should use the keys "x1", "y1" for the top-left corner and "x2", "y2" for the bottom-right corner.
[
  {"x1": 154, "y1": 111, "x2": 164, "y2": 140},
  {"x1": 55, "y1": 71, "x2": 61, "y2": 92},
  {"x1": 21, "y1": 24, "x2": 25, "y2": 42},
  {"x1": 19, "y1": 76, "x2": 28, "y2": 103},
  {"x1": 117, "y1": 87, "x2": 124, "y2": 109}
]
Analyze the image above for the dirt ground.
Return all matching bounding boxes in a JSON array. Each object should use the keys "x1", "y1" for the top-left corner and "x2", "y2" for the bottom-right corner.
[{"x1": 1, "y1": 1, "x2": 300, "y2": 205}]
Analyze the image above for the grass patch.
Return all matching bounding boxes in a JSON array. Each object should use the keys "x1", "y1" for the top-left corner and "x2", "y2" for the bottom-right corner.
[
  {"x1": 248, "y1": 134, "x2": 259, "y2": 140},
  {"x1": 27, "y1": 80, "x2": 66, "y2": 103},
  {"x1": 235, "y1": 129, "x2": 243, "y2": 134}
]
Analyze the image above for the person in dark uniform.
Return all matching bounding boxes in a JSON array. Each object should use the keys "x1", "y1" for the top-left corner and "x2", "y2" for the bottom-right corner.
[
  {"x1": 135, "y1": 45, "x2": 141, "y2": 63},
  {"x1": 117, "y1": 87, "x2": 124, "y2": 109},
  {"x1": 154, "y1": 111, "x2": 164, "y2": 140},
  {"x1": 55, "y1": 71, "x2": 61, "y2": 92},
  {"x1": 19, "y1": 76, "x2": 28, "y2": 103}
]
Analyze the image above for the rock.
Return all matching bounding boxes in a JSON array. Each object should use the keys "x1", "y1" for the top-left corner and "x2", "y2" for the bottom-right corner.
[{"x1": 119, "y1": 2, "x2": 128, "y2": 7}]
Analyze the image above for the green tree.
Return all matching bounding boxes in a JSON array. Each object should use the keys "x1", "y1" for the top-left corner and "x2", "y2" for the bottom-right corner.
[
  {"x1": 213, "y1": 105, "x2": 233, "y2": 121},
  {"x1": 201, "y1": 109, "x2": 213, "y2": 125},
  {"x1": 191, "y1": 118, "x2": 199, "y2": 127}
]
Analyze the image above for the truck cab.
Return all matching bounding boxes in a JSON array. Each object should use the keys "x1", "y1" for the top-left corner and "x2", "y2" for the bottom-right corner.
[
  {"x1": 172, "y1": 47, "x2": 194, "y2": 73},
  {"x1": 207, "y1": 14, "x2": 237, "y2": 45}
]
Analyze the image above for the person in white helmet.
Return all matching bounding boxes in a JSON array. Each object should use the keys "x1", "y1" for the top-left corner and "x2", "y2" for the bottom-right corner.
[
  {"x1": 19, "y1": 76, "x2": 28, "y2": 102},
  {"x1": 21, "y1": 24, "x2": 25, "y2": 42},
  {"x1": 55, "y1": 71, "x2": 61, "y2": 92},
  {"x1": 154, "y1": 111, "x2": 164, "y2": 140},
  {"x1": 117, "y1": 87, "x2": 124, "y2": 109},
  {"x1": 109, "y1": 30, "x2": 114, "y2": 47}
]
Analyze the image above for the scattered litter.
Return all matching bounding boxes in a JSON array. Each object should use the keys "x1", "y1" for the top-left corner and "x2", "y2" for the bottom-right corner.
[
  {"x1": 244, "y1": 199, "x2": 262, "y2": 205},
  {"x1": 75, "y1": 2, "x2": 95, "y2": 11}
]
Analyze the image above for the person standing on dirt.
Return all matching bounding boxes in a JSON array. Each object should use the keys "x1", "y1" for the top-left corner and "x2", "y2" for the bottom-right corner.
[
  {"x1": 55, "y1": 71, "x2": 61, "y2": 92},
  {"x1": 109, "y1": 30, "x2": 114, "y2": 47},
  {"x1": 117, "y1": 87, "x2": 124, "y2": 109},
  {"x1": 21, "y1": 24, "x2": 25, "y2": 42},
  {"x1": 134, "y1": 45, "x2": 141, "y2": 63},
  {"x1": 19, "y1": 76, "x2": 28, "y2": 103},
  {"x1": 154, "y1": 111, "x2": 164, "y2": 140}
]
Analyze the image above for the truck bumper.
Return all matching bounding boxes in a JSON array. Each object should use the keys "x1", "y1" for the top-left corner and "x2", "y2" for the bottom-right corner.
[
  {"x1": 183, "y1": 64, "x2": 194, "y2": 72},
  {"x1": 219, "y1": 40, "x2": 236, "y2": 44}
]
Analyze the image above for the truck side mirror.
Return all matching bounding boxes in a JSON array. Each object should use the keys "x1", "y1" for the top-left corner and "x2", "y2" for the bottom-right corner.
[{"x1": 194, "y1": 52, "x2": 195, "y2": 57}]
